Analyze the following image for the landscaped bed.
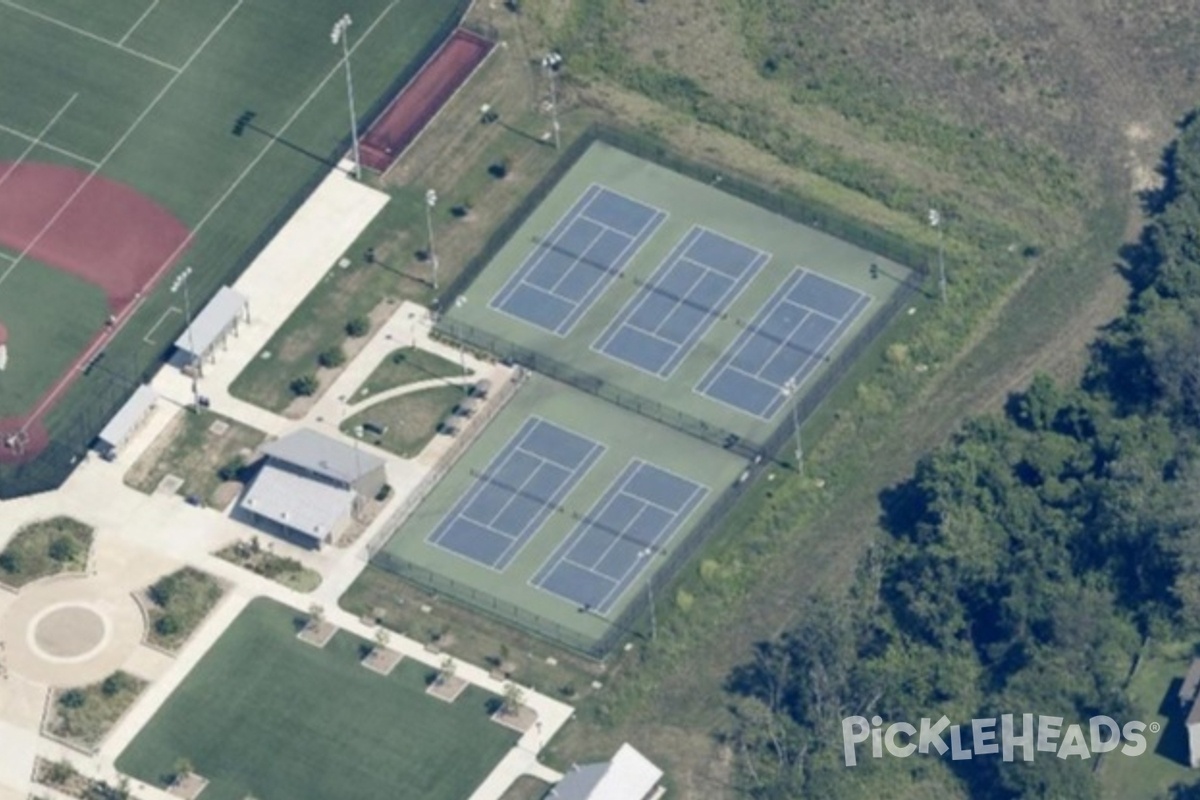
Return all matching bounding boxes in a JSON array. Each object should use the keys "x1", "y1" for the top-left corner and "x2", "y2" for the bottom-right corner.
[
  {"x1": 216, "y1": 538, "x2": 320, "y2": 593},
  {"x1": 44, "y1": 671, "x2": 147, "y2": 751},
  {"x1": 0, "y1": 516, "x2": 93, "y2": 588},
  {"x1": 140, "y1": 568, "x2": 226, "y2": 653}
]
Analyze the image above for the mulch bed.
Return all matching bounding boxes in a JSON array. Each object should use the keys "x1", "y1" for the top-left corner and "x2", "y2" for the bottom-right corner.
[
  {"x1": 425, "y1": 675, "x2": 468, "y2": 703},
  {"x1": 361, "y1": 646, "x2": 403, "y2": 676},
  {"x1": 168, "y1": 772, "x2": 209, "y2": 799},
  {"x1": 296, "y1": 620, "x2": 337, "y2": 648},
  {"x1": 490, "y1": 704, "x2": 537, "y2": 733}
]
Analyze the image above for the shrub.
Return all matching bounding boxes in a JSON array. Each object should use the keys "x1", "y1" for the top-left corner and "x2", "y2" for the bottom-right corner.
[
  {"x1": 345, "y1": 316, "x2": 370, "y2": 337},
  {"x1": 155, "y1": 614, "x2": 180, "y2": 636},
  {"x1": 59, "y1": 689, "x2": 86, "y2": 709},
  {"x1": 43, "y1": 759, "x2": 76, "y2": 785},
  {"x1": 48, "y1": 535, "x2": 79, "y2": 563},
  {"x1": 375, "y1": 484, "x2": 392, "y2": 502},
  {"x1": 101, "y1": 673, "x2": 133, "y2": 697},
  {"x1": 317, "y1": 346, "x2": 346, "y2": 368},
  {"x1": 290, "y1": 374, "x2": 319, "y2": 397},
  {"x1": 217, "y1": 455, "x2": 247, "y2": 482},
  {"x1": 487, "y1": 160, "x2": 509, "y2": 180},
  {"x1": 0, "y1": 551, "x2": 20, "y2": 574}
]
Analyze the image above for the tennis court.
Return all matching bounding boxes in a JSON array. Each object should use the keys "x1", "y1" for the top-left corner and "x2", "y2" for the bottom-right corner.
[
  {"x1": 441, "y1": 142, "x2": 914, "y2": 445},
  {"x1": 696, "y1": 268, "x2": 871, "y2": 419},
  {"x1": 592, "y1": 226, "x2": 769, "y2": 377},
  {"x1": 531, "y1": 459, "x2": 708, "y2": 614},
  {"x1": 489, "y1": 184, "x2": 666, "y2": 336},
  {"x1": 371, "y1": 373, "x2": 747, "y2": 649},
  {"x1": 427, "y1": 417, "x2": 604, "y2": 570}
]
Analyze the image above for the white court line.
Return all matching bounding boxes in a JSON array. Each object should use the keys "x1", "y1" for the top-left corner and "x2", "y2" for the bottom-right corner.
[
  {"x1": 0, "y1": 252, "x2": 14, "y2": 262},
  {"x1": 118, "y1": 0, "x2": 159, "y2": 46},
  {"x1": 0, "y1": 0, "x2": 181, "y2": 73},
  {"x1": 19, "y1": 0, "x2": 404, "y2": 434},
  {"x1": 142, "y1": 305, "x2": 181, "y2": 345},
  {"x1": 0, "y1": 93, "x2": 80, "y2": 193},
  {"x1": 0, "y1": 0, "x2": 242, "y2": 292},
  {"x1": 0, "y1": 120, "x2": 96, "y2": 168}
]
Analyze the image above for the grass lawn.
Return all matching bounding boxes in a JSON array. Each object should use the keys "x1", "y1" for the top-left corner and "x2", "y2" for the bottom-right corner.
[
  {"x1": 1099, "y1": 644, "x2": 1196, "y2": 799},
  {"x1": 116, "y1": 597, "x2": 517, "y2": 800},
  {"x1": 0, "y1": 517, "x2": 93, "y2": 588},
  {"x1": 144, "y1": 568, "x2": 226, "y2": 652},
  {"x1": 46, "y1": 672, "x2": 147, "y2": 751},
  {"x1": 123, "y1": 410, "x2": 266, "y2": 509},
  {"x1": 341, "y1": 384, "x2": 466, "y2": 458},
  {"x1": 229, "y1": 36, "x2": 578, "y2": 418},
  {"x1": 216, "y1": 540, "x2": 321, "y2": 593},
  {"x1": 349, "y1": 346, "x2": 470, "y2": 405}
]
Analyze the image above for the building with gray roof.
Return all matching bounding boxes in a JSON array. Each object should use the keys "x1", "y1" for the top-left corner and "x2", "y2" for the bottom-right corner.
[{"x1": 173, "y1": 286, "x2": 249, "y2": 372}]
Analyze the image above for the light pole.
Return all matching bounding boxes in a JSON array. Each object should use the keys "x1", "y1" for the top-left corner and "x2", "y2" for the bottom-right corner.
[
  {"x1": 171, "y1": 267, "x2": 200, "y2": 411},
  {"x1": 331, "y1": 14, "x2": 361, "y2": 180},
  {"x1": 929, "y1": 208, "x2": 946, "y2": 305},
  {"x1": 541, "y1": 51, "x2": 562, "y2": 150},
  {"x1": 639, "y1": 547, "x2": 658, "y2": 641},
  {"x1": 782, "y1": 378, "x2": 802, "y2": 474},
  {"x1": 454, "y1": 296, "x2": 470, "y2": 394},
  {"x1": 425, "y1": 189, "x2": 439, "y2": 290}
]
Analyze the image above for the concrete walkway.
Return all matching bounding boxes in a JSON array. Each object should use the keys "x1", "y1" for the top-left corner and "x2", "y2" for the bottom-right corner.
[{"x1": 0, "y1": 172, "x2": 568, "y2": 800}]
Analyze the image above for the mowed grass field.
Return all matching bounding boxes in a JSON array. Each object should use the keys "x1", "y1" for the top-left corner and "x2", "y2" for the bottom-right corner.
[
  {"x1": 0, "y1": 0, "x2": 465, "y2": 426},
  {"x1": 441, "y1": 141, "x2": 915, "y2": 445},
  {"x1": 374, "y1": 373, "x2": 747, "y2": 650},
  {"x1": 116, "y1": 597, "x2": 516, "y2": 800}
]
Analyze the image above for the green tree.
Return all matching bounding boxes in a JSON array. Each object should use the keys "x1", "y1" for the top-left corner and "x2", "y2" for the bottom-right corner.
[{"x1": 290, "y1": 374, "x2": 319, "y2": 397}]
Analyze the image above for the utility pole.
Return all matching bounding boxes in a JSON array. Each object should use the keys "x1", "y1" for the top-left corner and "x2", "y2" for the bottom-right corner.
[
  {"x1": 171, "y1": 267, "x2": 201, "y2": 411},
  {"x1": 782, "y1": 378, "x2": 802, "y2": 474}
]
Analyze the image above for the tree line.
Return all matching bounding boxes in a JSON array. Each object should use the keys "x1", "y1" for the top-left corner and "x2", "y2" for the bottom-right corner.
[{"x1": 724, "y1": 112, "x2": 1200, "y2": 799}]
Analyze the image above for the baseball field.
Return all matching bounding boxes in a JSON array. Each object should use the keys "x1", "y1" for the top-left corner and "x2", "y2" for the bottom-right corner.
[{"x1": 0, "y1": 0, "x2": 467, "y2": 472}]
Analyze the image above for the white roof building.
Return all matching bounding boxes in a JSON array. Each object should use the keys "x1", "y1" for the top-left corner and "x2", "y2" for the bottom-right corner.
[
  {"x1": 240, "y1": 463, "x2": 356, "y2": 543},
  {"x1": 95, "y1": 385, "x2": 157, "y2": 458},
  {"x1": 549, "y1": 743, "x2": 664, "y2": 800},
  {"x1": 173, "y1": 286, "x2": 248, "y2": 366}
]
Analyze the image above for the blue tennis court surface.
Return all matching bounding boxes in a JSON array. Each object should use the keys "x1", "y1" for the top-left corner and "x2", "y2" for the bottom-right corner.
[
  {"x1": 696, "y1": 269, "x2": 871, "y2": 419},
  {"x1": 427, "y1": 417, "x2": 604, "y2": 570},
  {"x1": 531, "y1": 460, "x2": 708, "y2": 614},
  {"x1": 489, "y1": 184, "x2": 667, "y2": 336},
  {"x1": 591, "y1": 226, "x2": 769, "y2": 378}
]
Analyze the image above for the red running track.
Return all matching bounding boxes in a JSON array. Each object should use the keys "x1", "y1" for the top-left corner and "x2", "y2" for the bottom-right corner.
[{"x1": 360, "y1": 28, "x2": 494, "y2": 173}]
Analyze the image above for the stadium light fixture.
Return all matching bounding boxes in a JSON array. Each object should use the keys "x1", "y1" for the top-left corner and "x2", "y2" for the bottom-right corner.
[
  {"x1": 425, "y1": 189, "x2": 439, "y2": 290},
  {"x1": 170, "y1": 266, "x2": 201, "y2": 411},
  {"x1": 541, "y1": 51, "x2": 563, "y2": 150},
  {"x1": 331, "y1": 14, "x2": 362, "y2": 179},
  {"x1": 929, "y1": 208, "x2": 946, "y2": 305},
  {"x1": 781, "y1": 378, "x2": 802, "y2": 474}
]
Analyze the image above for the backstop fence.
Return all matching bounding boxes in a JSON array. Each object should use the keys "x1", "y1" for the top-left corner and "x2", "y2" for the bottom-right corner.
[
  {"x1": 0, "y1": 0, "x2": 473, "y2": 499},
  {"x1": 365, "y1": 124, "x2": 929, "y2": 660}
]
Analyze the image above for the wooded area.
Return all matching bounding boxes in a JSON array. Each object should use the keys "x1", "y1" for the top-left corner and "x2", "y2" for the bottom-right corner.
[{"x1": 725, "y1": 113, "x2": 1200, "y2": 800}]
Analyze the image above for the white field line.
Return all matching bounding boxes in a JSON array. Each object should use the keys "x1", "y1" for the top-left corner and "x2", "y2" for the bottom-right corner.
[
  {"x1": 142, "y1": 306, "x2": 181, "y2": 345},
  {"x1": 0, "y1": 120, "x2": 96, "y2": 168},
  {"x1": 0, "y1": 0, "x2": 244, "y2": 292},
  {"x1": 0, "y1": 0, "x2": 180, "y2": 73},
  {"x1": 118, "y1": 0, "x2": 159, "y2": 46},
  {"x1": 20, "y1": 0, "x2": 401, "y2": 433},
  {"x1": 0, "y1": 93, "x2": 81, "y2": 192}
]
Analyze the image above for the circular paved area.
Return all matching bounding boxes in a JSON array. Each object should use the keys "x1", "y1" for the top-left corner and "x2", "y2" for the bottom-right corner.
[{"x1": 0, "y1": 577, "x2": 144, "y2": 687}]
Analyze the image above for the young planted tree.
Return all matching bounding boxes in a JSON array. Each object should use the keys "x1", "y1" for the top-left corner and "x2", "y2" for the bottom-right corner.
[{"x1": 501, "y1": 683, "x2": 525, "y2": 716}]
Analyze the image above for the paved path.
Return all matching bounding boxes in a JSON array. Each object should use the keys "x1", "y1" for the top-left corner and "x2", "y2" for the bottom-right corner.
[{"x1": 0, "y1": 169, "x2": 567, "y2": 800}]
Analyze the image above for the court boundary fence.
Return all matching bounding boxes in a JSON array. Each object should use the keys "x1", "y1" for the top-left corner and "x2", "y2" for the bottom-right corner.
[
  {"x1": 364, "y1": 364, "x2": 527, "y2": 561},
  {"x1": 0, "y1": 0, "x2": 474, "y2": 499},
  {"x1": 368, "y1": 126, "x2": 927, "y2": 660}
]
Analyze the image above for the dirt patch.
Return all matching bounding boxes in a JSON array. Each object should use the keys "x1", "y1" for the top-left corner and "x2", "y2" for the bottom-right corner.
[
  {"x1": 297, "y1": 620, "x2": 337, "y2": 648},
  {"x1": 426, "y1": 674, "x2": 469, "y2": 703},
  {"x1": 362, "y1": 646, "x2": 403, "y2": 676},
  {"x1": 491, "y1": 703, "x2": 537, "y2": 734}
]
